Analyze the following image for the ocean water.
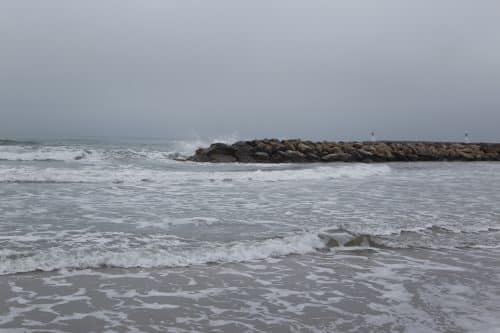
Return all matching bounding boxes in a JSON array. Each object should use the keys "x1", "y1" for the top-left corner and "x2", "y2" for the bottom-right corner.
[{"x1": 0, "y1": 138, "x2": 499, "y2": 333}]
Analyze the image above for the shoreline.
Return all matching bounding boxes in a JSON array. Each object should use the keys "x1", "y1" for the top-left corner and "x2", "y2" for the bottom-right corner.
[{"x1": 189, "y1": 139, "x2": 500, "y2": 163}]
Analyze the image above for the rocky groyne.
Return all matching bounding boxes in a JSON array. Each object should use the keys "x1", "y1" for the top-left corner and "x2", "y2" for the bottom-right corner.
[{"x1": 189, "y1": 139, "x2": 500, "y2": 163}]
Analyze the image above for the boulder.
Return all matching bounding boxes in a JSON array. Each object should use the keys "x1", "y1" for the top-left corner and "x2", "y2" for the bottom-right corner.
[
  {"x1": 256, "y1": 141, "x2": 273, "y2": 154},
  {"x1": 321, "y1": 153, "x2": 350, "y2": 162},
  {"x1": 306, "y1": 153, "x2": 320, "y2": 162},
  {"x1": 279, "y1": 150, "x2": 307, "y2": 162},
  {"x1": 297, "y1": 142, "x2": 313, "y2": 153},
  {"x1": 191, "y1": 148, "x2": 210, "y2": 162},
  {"x1": 191, "y1": 143, "x2": 237, "y2": 162},
  {"x1": 315, "y1": 143, "x2": 325, "y2": 154},
  {"x1": 358, "y1": 149, "x2": 374, "y2": 157},
  {"x1": 254, "y1": 151, "x2": 270, "y2": 161},
  {"x1": 209, "y1": 154, "x2": 237, "y2": 163},
  {"x1": 204, "y1": 143, "x2": 235, "y2": 157},
  {"x1": 233, "y1": 142, "x2": 256, "y2": 162}
]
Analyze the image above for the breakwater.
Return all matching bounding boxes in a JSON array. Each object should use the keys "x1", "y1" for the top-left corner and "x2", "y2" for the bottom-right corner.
[{"x1": 189, "y1": 139, "x2": 500, "y2": 163}]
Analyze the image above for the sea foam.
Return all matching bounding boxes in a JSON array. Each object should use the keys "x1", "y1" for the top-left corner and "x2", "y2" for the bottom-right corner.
[
  {"x1": 0, "y1": 164, "x2": 391, "y2": 184},
  {"x1": 0, "y1": 232, "x2": 325, "y2": 275}
]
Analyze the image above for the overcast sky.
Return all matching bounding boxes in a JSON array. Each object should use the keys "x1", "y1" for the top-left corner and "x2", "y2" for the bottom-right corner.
[{"x1": 1, "y1": 0, "x2": 499, "y2": 141}]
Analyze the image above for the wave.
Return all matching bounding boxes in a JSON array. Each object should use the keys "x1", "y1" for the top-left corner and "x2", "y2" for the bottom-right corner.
[
  {"x1": 0, "y1": 146, "x2": 179, "y2": 163},
  {"x1": 2, "y1": 226, "x2": 498, "y2": 275},
  {"x1": 0, "y1": 164, "x2": 392, "y2": 184},
  {"x1": 0, "y1": 146, "x2": 96, "y2": 162},
  {"x1": 241, "y1": 164, "x2": 392, "y2": 182},
  {"x1": 0, "y1": 146, "x2": 182, "y2": 163},
  {"x1": 0, "y1": 137, "x2": 240, "y2": 163},
  {"x1": 0, "y1": 232, "x2": 325, "y2": 275}
]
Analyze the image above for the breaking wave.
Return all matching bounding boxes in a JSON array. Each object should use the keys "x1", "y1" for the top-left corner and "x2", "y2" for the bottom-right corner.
[
  {"x1": 0, "y1": 146, "x2": 97, "y2": 162},
  {"x1": 0, "y1": 232, "x2": 325, "y2": 275},
  {"x1": 0, "y1": 137, "x2": 239, "y2": 162},
  {"x1": 0, "y1": 164, "x2": 391, "y2": 184},
  {"x1": 1, "y1": 225, "x2": 498, "y2": 275}
]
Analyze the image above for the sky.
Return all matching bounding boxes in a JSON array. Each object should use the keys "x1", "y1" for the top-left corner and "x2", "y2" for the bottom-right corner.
[{"x1": 1, "y1": 0, "x2": 499, "y2": 142}]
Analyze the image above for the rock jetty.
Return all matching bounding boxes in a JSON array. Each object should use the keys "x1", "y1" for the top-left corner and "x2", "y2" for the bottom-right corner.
[{"x1": 189, "y1": 139, "x2": 500, "y2": 163}]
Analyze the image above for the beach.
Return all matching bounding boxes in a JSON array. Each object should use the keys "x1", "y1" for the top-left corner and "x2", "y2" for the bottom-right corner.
[{"x1": 1, "y1": 138, "x2": 500, "y2": 332}]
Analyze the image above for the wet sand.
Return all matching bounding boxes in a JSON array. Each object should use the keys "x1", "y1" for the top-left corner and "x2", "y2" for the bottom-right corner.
[{"x1": 1, "y1": 247, "x2": 500, "y2": 332}]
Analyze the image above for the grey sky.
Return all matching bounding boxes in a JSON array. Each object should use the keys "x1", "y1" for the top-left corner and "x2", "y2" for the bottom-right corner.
[{"x1": 1, "y1": 0, "x2": 499, "y2": 141}]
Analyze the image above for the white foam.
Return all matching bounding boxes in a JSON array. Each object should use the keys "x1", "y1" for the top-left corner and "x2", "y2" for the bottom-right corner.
[
  {"x1": 0, "y1": 137, "x2": 242, "y2": 164},
  {"x1": 0, "y1": 232, "x2": 325, "y2": 275},
  {"x1": 239, "y1": 165, "x2": 391, "y2": 182},
  {"x1": 165, "y1": 135, "x2": 240, "y2": 156},
  {"x1": 0, "y1": 164, "x2": 391, "y2": 184},
  {"x1": 0, "y1": 146, "x2": 91, "y2": 162}
]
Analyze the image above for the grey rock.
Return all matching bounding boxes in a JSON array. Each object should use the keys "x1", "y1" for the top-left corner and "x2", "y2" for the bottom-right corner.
[
  {"x1": 306, "y1": 153, "x2": 320, "y2": 161},
  {"x1": 321, "y1": 153, "x2": 350, "y2": 162},
  {"x1": 254, "y1": 151, "x2": 270, "y2": 161},
  {"x1": 209, "y1": 154, "x2": 237, "y2": 163},
  {"x1": 279, "y1": 150, "x2": 307, "y2": 162},
  {"x1": 233, "y1": 143, "x2": 255, "y2": 162}
]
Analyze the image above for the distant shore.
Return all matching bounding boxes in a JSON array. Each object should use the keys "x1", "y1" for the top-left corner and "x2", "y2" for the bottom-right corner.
[{"x1": 189, "y1": 139, "x2": 500, "y2": 163}]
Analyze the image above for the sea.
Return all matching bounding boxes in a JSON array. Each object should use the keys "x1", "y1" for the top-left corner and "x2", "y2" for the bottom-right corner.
[{"x1": 0, "y1": 138, "x2": 499, "y2": 333}]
